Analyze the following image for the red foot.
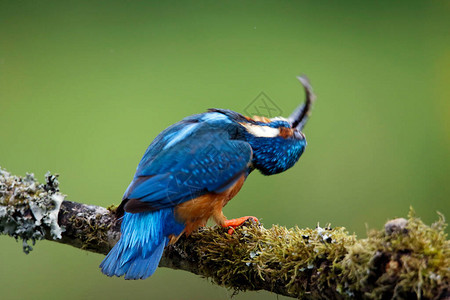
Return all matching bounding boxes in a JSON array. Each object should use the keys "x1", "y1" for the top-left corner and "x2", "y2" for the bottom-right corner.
[{"x1": 223, "y1": 216, "x2": 259, "y2": 234}]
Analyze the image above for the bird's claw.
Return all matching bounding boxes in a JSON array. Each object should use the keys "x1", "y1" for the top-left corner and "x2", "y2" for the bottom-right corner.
[{"x1": 223, "y1": 216, "x2": 259, "y2": 234}]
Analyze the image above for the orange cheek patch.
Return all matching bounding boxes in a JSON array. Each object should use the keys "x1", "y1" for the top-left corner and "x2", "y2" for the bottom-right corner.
[{"x1": 279, "y1": 127, "x2": 294, "y2": 138}]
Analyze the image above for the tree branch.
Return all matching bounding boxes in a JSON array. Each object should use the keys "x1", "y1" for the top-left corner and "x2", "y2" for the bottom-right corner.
[{"x1": 0, "y1": 168, "x2": 448, "y2": 299}]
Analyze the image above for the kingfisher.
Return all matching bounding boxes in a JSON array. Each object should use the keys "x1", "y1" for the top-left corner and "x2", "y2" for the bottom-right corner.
[{"x1": 100, "y1": 76, "x2": 316, "y2": 279}]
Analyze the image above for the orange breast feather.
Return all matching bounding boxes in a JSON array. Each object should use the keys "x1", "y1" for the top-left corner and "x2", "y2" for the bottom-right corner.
[{"x1": 174, "y1": 175, "x2": 246, "y2": 238}]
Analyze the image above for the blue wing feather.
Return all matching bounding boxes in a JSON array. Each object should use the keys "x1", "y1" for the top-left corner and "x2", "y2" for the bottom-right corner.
[{"x1": 122, "y1": 112, "x2": 252, "y2": 212}]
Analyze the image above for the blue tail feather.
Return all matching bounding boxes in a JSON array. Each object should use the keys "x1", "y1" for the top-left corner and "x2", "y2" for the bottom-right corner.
[{"x1": 100, "y1": 208, "x2": 184, "y2": 280}]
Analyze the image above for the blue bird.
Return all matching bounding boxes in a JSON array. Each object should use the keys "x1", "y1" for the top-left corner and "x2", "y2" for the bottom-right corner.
[{"x1": 100, "y1": 76, "x2": 316, "y2": 279}]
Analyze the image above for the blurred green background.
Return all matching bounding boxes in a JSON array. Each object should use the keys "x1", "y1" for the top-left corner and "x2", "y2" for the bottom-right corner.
[{"x1": 1, "y1": 1, "x2": 449, "y2": 299}]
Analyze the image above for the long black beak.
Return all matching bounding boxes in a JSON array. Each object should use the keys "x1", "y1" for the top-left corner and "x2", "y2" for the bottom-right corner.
[{"x1": 288, "y1": 75, "x2": 316, "y2": 130}]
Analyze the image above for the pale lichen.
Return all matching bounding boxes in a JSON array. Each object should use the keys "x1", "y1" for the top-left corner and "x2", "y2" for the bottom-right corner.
[{"x1": 0, "y1": 168, "x2": 65, "y2": 253}]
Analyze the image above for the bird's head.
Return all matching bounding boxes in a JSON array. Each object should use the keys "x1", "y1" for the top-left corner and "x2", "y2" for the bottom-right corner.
[{"x1": 212, "y1": 76, "x2": 316, "y2": 175}]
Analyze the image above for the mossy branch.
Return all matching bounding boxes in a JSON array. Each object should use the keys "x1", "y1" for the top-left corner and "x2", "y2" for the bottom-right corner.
[{"x1": 0, "y1": 168, "x2": 448, "y2": 299}]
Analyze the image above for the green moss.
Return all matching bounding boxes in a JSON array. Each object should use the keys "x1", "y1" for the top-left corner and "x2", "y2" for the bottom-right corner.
[
  {"x1": 186, "y1": 210, "x2": 448, "y2": 299},
  {"x1": 187, "y1": 221, "x2": 356, "y2": 297},
  {"x1": 342, "y1": 209, "x2": 449, "y2": 299}
]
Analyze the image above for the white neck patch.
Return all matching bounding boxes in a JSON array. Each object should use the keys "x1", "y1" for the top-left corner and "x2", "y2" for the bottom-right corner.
[
  {"x1": 241, "y1": 123, "x2": 279, "y2": 138},
  {"x1": 270, "y1": 117, "x2": 288, "y2": 122}
]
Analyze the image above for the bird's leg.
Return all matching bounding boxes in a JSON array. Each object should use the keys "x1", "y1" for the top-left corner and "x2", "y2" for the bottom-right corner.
[
  {"x1": 223, "y1": 216, "x2": 259, "y2": 234},
  {"x1": 212, "y1": 210, "x2": 259, "y2": 234}
]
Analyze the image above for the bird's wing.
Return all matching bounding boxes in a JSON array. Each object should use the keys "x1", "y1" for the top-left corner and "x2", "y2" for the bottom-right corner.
[{"x1": 121, "y1": 120, "x2": 252, "y2": 213}]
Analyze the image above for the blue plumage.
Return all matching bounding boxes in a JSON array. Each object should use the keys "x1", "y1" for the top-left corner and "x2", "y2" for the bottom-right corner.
[
  {"x1": 246, "y1": 134, "x2": 306, "y2": 175},
  {"x1": 100, "y1": 209, "x2": 184, "y2": 279},
  {"x1": 100, "y1": 76, "x2": 315, "y2": 280}
]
